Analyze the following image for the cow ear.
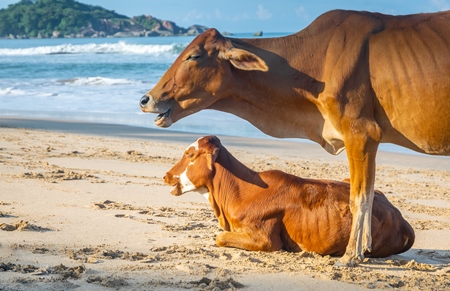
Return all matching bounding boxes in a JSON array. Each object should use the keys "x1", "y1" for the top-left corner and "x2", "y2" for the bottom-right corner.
[
  {"x1": 206, "y1": 148, "x2": 219, "y2": 171},
  {"x1": 223, "y1": 48, "x2": 268, "y2": 72}
]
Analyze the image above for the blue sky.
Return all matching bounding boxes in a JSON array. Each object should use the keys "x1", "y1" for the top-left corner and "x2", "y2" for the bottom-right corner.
[{"x1": 1, "y1": 0, "x2": 449, "y2": 33}]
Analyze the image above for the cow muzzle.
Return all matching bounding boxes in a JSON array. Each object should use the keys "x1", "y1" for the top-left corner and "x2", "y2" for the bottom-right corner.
[
  {"x1": 139, "y1": 95, "x2": 150, "y2": 108},
  {"x1": 164, "y1": 173, "x2": 183, "y2": 196},
  {"x1": 170, "y1": 183, "x2": 183, "y2": 196},
  {"x1": 139, "y1": 94, "x2": 173, "y2": 128}
]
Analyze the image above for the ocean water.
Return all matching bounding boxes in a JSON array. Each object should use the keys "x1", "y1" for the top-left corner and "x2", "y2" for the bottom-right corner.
[
  {"x1": 0, "y1": 33, "x2": 444, "y2": 156},
  {"x1": 0, "y1": 34, "x2": 278, "y2": 138}
]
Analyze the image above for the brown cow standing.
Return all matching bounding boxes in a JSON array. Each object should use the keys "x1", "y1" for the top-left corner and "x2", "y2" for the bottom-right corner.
[
  {"x1": 164, "y1": 136, "x2": 415, "y2": 257},
  {"x1": 141, "y1": 10, "x2": 450, "y2": 266}
]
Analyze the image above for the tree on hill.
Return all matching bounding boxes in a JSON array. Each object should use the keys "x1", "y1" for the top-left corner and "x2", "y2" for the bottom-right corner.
[
  {"x1": 0, "y1": 0, "x2": 151, "y2": 37},
  {"x1": 0, "y1": 0, "x2": 207, "y2": 38}
]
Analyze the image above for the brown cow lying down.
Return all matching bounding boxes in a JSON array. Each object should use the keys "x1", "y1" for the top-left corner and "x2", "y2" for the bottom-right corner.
[{"x1": 164, "y1": 136, "x2": 415, "y2": 257}]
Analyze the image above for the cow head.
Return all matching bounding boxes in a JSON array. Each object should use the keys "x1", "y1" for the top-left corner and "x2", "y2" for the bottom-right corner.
[
  {"x1": 140, "y1": 28, "x2": 268, "y2": 127},
  {"x1": 164, "y1": 135, "x2": 220, "y2": 196}
]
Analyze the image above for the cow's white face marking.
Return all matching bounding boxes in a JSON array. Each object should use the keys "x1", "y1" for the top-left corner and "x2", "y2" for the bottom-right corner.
[
  {"x1": 179, "y1": 137, "x2": 210, "y2": 199},
  {"x1": 179, "y1": 162, "x2": 197, "y2": 193},
  {"x1": 178, "y1": 163, "x2": 210, "y2": 199},
  {"x1": 186, "y1": 138, "x2": 201, "y2": 151}
]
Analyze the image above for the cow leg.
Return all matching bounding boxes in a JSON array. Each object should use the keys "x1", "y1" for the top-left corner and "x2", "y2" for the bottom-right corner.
[
  {"x1": 216, "y1": 230, "x2": 281, "y2": 252},
  {"x1": 336, "y1": 132, "x2": 379, "y2": 267}
]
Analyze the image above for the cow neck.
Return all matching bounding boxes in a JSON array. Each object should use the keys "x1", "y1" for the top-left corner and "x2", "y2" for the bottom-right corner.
[
  {"x1": 231, "y1": 32, "x2": 325, "y2": 97},
  {"x1": 206, "y1": 146, "x2": 264, "y2": 231},
  {"x1": 209, "y1": 34, "x2": 331, "y2": 149}
]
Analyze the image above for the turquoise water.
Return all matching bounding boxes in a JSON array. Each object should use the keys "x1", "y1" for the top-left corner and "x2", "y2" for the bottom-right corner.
[
  {"x1": 0, "y1": 34, "x2": 446, "y2": 157},
  {"x1": 0, "y1": 33, "x2": 292, "y2": 138}
]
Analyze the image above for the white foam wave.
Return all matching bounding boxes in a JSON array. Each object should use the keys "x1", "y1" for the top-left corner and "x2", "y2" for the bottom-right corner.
[
  {"x1": 57, "y1": 77, "x2": 141, "y2": 86},
  {"x1": 0, "y1": 42, "x2": 184, "y2": 56},
  {"x1": 0, "y1": 87, "x2": 27, "y2": 96}
]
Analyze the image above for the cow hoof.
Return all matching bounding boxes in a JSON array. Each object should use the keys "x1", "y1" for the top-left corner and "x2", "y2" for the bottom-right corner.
[{"x1": 334, "y1": 256, "x2": 361, "y2": 267}]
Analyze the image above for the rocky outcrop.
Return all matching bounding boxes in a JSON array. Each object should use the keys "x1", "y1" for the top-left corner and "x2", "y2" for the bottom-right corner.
[
  {"x1": 1, "y1": 0, "x2": 210, "y2": 39},
  {"x1": 61, "y1": 18, "x2": 208, "y2": 38},
  {"x1": 185, "y1": 25, "x2": 209, "y2": 36},
  {"x1": 12, "y1": 16, "x2": 209, "y2": 39},
  {"x1": 144, "y1": 22, "x2": 208, "y2": 37}
]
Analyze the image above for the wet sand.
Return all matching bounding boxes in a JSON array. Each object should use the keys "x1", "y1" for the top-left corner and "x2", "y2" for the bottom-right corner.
[{"x1": 0, "y1": 117, "x2": 449, "y2": 290}]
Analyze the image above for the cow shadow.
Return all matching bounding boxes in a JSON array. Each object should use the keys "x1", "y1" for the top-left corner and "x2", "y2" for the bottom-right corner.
[{"x1": 395, "y1": 248, "x2": 450, "y2": 264}]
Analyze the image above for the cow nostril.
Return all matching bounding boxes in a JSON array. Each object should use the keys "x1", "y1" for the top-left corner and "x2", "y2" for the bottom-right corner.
[{"x1": 140, "y1": 95, "x2": 150, "y2": 108}]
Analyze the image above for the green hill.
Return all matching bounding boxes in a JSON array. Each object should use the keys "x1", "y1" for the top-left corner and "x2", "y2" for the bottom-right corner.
[{"x1": 0, "y1": 0, "x2": 207, "y2": 38}]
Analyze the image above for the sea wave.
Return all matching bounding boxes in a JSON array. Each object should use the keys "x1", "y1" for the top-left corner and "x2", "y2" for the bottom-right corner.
[
  {"x1": 57, "y1": 76, "x2": 142, "y2": 86},
  {"x1": 0, "y1": 42, "x2": 187, "y2": 56},
  {"x1": 0, "y1": 86, "x2": 58, "y2": 97},
  {"x1": 0, "y1": 87, "x2": 28, "y2": 96}
]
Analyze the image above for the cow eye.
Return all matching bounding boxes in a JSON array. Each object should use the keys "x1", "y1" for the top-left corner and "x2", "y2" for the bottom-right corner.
[
  {"x1": 186, "y1": 54, "x2": 200, "y2": 61},
  {"x1": 185, "y1": 152, "x2": 194, "y2": 158}
]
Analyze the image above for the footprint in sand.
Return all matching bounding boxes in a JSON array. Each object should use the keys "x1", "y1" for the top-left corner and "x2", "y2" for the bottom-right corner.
[{"x1": 0, "y1": 220, "x2": 52, "y2": 232}]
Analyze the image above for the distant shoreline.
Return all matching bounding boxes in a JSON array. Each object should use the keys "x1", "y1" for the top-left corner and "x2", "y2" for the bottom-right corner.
[
  {"x1": 0, "y1": 31, "x2": 236, "y2": 40},
  {"x1": 0, "y1": 34, "x2": 200, "y2": 40},
  {"x1": 1, "y1": 116, "x2": 448, "y2": 169},
  {"x1": 1, "y1": 30, "x2": 212, "y2": 40},
  {"x1": 0, "y1": 31, "x2": 297, "y2": 41}
]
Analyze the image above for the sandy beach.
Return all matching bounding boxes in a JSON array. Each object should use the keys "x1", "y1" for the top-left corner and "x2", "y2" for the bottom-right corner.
[{"x1": 0, "y1": 116, "x2": 449, "y2": 290}]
